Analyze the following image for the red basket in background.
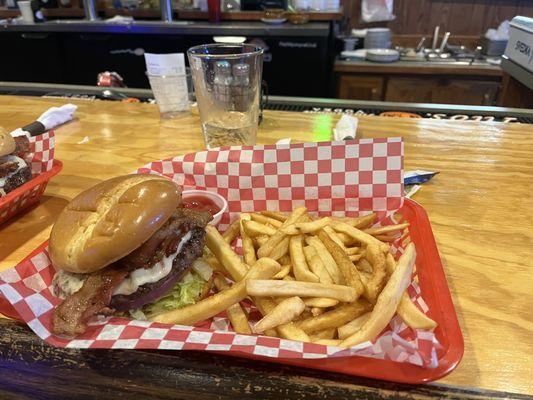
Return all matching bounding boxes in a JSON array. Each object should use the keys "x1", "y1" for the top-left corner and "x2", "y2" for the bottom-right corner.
[{"x1": 0, "y1": 159, "x2": 62, "y2": 226}]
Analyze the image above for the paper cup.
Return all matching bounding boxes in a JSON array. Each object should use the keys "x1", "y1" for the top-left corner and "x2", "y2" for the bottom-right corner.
[{"x1": 18, "y1": 1, "x2": 34, "y2": 23}]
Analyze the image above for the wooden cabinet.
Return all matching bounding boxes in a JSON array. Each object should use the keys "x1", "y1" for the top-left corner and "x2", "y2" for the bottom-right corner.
[
  {"x1": 338, "y1": 75, "x2": 384, "y2": 101},
  {"x1": 385, "y1": 77, "x2": 500, "y2": 105},
  {"x1": 334, "y1": 61, "x2": 503, "y2": 106}
]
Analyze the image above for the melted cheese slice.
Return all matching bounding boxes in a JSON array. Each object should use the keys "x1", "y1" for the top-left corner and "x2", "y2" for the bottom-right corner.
[{"x1": 113, "y1": 231, "x2": 193, "y2": 296}]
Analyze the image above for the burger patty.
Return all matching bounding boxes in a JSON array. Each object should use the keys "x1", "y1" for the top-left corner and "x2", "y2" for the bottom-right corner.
[
  {"x1": 0, "y1": 166, "x2": 31, "y2": 196},
  {"x1": 52, "y1": 207, "x2": 211, "y2": 336}
]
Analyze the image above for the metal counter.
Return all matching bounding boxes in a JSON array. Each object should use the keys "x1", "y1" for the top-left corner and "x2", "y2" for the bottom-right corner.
[
  {"x1": 1, "y1": 81, "x2": 531, "y2": 123},
  {"x1": 0, "y1": 20, "x2": 330, "y2": 37}
]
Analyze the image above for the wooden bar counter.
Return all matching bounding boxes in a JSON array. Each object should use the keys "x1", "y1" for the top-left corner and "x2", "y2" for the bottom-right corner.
[{"x1": 0, "y1": 95, "x2": 532, "y2": 399}]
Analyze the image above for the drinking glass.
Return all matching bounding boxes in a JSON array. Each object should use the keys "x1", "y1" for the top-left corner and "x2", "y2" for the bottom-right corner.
[{"x1": 187, "y1": 44, "x2": 264, "y2": 149}]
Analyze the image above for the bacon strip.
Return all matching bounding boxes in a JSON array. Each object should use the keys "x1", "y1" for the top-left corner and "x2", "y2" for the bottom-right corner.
[
  {"x1": 52, "y1": 269, "x2": 128, "y2": 336},
  {"x1": 0, "y1": 161, "x2": 19, "y2": 178}
]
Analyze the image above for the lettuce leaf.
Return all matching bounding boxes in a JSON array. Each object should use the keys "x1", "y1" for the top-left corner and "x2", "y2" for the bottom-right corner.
[{"x1": 129, "y1": 271, "x2": 205, "y2": 320}]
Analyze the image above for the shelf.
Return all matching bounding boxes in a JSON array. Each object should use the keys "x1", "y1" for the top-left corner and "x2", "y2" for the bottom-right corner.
[
  {"x1": 178, "y1": 9, "x2": 343, "y2": 21},
  {"x1": 42, "y1": 7, "x2": 85, "y2": 17},
  {"x1": 1, "y1": 6, "x2": 342, "y2": 21},
  {"x1": 0, "y1": 6, "x2": 85, "y2": 19},
  {"x1": 104, "y1": 8, "x2": 161, "y2": 18},
  {"x1": 0, "y1": 7, "x2": 20, "y2": 18}
]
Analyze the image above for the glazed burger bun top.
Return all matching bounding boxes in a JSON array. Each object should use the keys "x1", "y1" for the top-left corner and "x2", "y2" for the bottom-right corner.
[
  {"x1": 0, "y1": 128, "x2": 16, "y2": 157},
  {"x1": 49, "y1": 174, "x2": 182, "y2": 274}
]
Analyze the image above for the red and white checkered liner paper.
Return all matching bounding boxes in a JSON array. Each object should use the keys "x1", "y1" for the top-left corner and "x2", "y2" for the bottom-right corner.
[
  {"x1": 0, "y1": 131, "x2": 55, "y2": 221},
  {"x1": 0, "y1": 138, "x2": 440, "y2": 368}
]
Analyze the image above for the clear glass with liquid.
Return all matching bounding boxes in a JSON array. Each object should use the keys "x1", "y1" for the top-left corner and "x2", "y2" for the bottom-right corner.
[{"x1": 188, "y1": 44, "x2": 264, "y2": 149}]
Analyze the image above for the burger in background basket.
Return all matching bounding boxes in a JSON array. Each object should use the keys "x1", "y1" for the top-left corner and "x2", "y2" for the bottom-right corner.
[
  {"x1": 0, "y1": 127, "x2": 32, "y2": 197},
  {"x1": 50, "y1": 174, "x2": 219, "y2": 336}
]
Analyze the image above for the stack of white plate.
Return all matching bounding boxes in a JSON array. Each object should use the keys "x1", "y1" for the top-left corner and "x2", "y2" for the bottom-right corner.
[
  {"x1": 364, "y1": 28, "x2": 391, "y2": 49},
  {"x1": 341, "y1": 49, "x2": 367, "y2": 60},
  {"x1": 366, "y1": 49, "x2": 400, "y2": 63}
]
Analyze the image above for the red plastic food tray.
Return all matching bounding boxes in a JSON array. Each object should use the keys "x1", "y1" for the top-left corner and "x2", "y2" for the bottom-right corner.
[
  {"x1": 0, "y1": 197, "x2": 463, "y2": 384},
  {"x1": 0, "y1": 159, "x2": 63, "y2": 226},
  {"x1": 228, "y1": 198, "x2": 464, "y2": 383}
]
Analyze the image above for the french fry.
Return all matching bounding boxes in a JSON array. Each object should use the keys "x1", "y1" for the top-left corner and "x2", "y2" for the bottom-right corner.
[
  {"x1": 282, "y1": 218, "x2": 332, "y2": 235},
  {"x1": 272, "y1": 264, "x2": 291, "y2": 279},
  {"x1": 152, "y1": 258, "x2": 280, "y2": 325},
  {"x1": 385, "y1": 253, "x2": 396, "y2": 275},
  {"x1": 303, "y1": 245, "x2": 333, "y2": 284},
  {"x1": 349, "y1": 254, "x2": 362, "y2": 262},
  {"x1": 260, "y1": 210, "x2": 288, "y2": 222},
  {"x1": 385, "y1": 254, "x2": 437, "y2": 330},
  {"x1": 314, "y1": 339, "x2": 342, "y2": 346},
  {"x1": 240, "y1": 214, "x2": 257, "y2": 266},
  {"x1": 205, "y1": 225, "x2": 249, "y2": 281},
  {"x1": 222, "y1": 219, "x2": 241, "y2": 244},
  {"x1": 311, "y1": 307, "x2": 324, "y2": 316},
  {"x1": 333, "y1": 213, "x2": 376, "y2": 229},
  {"x1": 296, "y1": 301, "x2": 372, "y2": 333},
  {"x1": 364, "y1": 244, "x2": 387, "y2": 303},
  {"x1": 331, "y1": 222, "x2": 389, "y2": 253},
  {"x1": 213, "y1": 274, "x2": 251, "y2": 334},
  {"x1": 290, "y1": 235, "x2": 319, "y2": 283},
  {"x1": 364, "y1": 223, "x2": 409, "y2": 236},
  {"x1": 344, "y1": 247, "x2": 360, "y2": 256},
  {"x1": 242, "y1": 220, "x2": 278, "y2": 237},
  {"x1": 397, "y1": 293, "x2": 437, "y2": 330},
  {"x1": 276, "y1": 323, "x2": 310, "y2": 341},
  {"x1": 257, "y1": 206, "x2": 307, "y2": 258},
  {"x1": 204, "y1": 256, "x2": 228, "y2": 275},
  {"x1": 309, "y1": 328, "x2": 336, "y2": 341},
  {"x1": 283, "y1": 275, "x2": 295, "y2": 281},
  {"x1": 307, "y1": 236, "x2": 343, "y2": 284},
  {"x1": 337, "y1": 312, "x2": 371, "y2": 339},
  {"x1": 317, "y1": 230, "x2": 364, "y2": 297},
  {"x1": 246, "y1": 280, "x2": 358, "y2": 302},
  {"x1": 339, "y1": 243, "x2": 416, "y2": 348},
  {"x1": 322, "y1": 225, "x2": 346, "y2": 249},
  {"x1": 336, "y1": 232, "x2": 355, "y2": 246},
  {"x1": 269, "y1": 236, "x2": 291, "y2": 261},
  {"x1": 199, "y1": 275, "x2": 215, "y2": 300},
  {"x1": 250, "y1": 213, "x2": 283, "y2": 228},
  {"x1": 279, "y1": 254, "x2": 292, "y2": 265},
  {"x1": 375, "y1": 234, "x2": 399, "y2": 243},
  {"x1": 253, "y1": 296, "x2": 306, "y2": 333},
  {"x1": 356, "y1": 258, "x2": 373, "y2": 273},
  {"x1": 255, "y1": 235, "x2": 269, "y2": 247},
  {"x1": 303, "y1": 297, "x2": 339, "y2": 308},
  {"x1": 253, "y1": 296, "x2": 310, "y2": 341}
]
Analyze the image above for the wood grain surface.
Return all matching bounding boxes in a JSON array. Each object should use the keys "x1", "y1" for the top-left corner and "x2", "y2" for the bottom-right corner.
[
  {"x1": 0, "y1": 95, "x2": 532, "y2": 397},
  {"x1": 344, "y1": 0, "x2": 533, "y2": 35}
]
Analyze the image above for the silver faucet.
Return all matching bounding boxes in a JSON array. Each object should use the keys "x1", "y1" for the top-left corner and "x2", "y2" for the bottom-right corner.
[
  {"x1": 160, "y1": 0, "x2": 173, "y2": 22},
  {"x1": 82, "y1": 0, "x2": 98, "y2": 21},
  {"x1": 469, "y1": 46, "x2": 483, "y2": 65}
]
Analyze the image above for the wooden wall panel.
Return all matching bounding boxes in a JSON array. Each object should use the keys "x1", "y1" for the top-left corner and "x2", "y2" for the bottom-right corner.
[{"x1": 344, "y1": 0, "x2": 533, "y2": 36}]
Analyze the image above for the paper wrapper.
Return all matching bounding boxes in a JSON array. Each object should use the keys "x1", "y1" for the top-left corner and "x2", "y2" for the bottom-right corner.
[
  {"x1": 0, "y1": 138, "x2": 440, "y2": 368},
  {"x1": 0, "y1": 131, "x2": 56, "y2": 221}
]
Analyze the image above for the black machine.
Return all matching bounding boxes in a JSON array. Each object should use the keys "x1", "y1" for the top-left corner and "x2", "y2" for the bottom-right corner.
[
  {"x1": 240, "y1": 0, "x2": 287, "y2": 11},
  {"x1": 0, "y1": 22, "x2": 333, "y2": 98}
]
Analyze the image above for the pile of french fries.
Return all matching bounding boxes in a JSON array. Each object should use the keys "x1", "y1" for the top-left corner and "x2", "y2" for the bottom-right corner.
[{"x1": 152, "y1": 207, "x2": 437, "y2": 348}]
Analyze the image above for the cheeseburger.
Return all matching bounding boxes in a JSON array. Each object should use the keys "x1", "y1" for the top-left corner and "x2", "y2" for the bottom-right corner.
[
  {"x1": 0, "y1": 128, "x2": 32, "y2": 197},
  {"x1": 50, "y1": 175, "x2": 212, "y2": 336}
]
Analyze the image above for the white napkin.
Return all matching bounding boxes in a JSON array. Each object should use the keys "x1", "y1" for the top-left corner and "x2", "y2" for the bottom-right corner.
[
  {"x1": 333, "y1": 114, "x2": 358, "y2": 141},
  {"x1": 276, "y1": 138, "x2": 292, "y2": 145},
  {"x1": 37, "y1": 104, "x2": 77, "y2": 131}
]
